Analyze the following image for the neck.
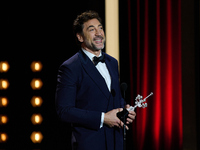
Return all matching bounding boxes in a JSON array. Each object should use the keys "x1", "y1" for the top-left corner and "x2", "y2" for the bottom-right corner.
[{"x1": 81, "y1": 44, "x2": 101, "y2": 57}]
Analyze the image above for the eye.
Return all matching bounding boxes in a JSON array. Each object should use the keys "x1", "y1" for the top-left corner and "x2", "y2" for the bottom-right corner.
[{"x1": 89, "y1": 28, "x2": 95, "y2": 32}]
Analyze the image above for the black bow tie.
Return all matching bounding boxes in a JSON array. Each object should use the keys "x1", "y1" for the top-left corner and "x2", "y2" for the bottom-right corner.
[{"x1": 93, "y1": 54, "x2": 105, "y2": 66}]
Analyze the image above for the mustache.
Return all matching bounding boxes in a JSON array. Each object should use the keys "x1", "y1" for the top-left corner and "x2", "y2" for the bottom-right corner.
[{"x1": 93, "y1": 35, "x2": 104, "y2": 40}]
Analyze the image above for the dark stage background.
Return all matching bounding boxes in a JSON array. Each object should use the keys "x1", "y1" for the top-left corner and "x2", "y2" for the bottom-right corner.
[{"x1": 1, "y1": 0, "x2": 199, "y2": 150}]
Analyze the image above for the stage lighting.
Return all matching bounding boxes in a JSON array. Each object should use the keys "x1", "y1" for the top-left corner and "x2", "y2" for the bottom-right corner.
[
  {"x1": 0, "y1": 61, "x2": 9, "y2": 72},
  {"x1": 31, "y1": 114, "x2": 43, "y2": 125},
  {"x1": 0, "y1": 97, "x2": 8, "y2": 107},
  {"x1": 31, "y1": 61, "x2": 43, "y2": 72},
  {"x1": 30, "y1": 79, "x2": 43, "y2": 90},
  {"x1": 31, "y1": 96, "x2": 43, "y2": 107},
  {"x1": 0, "y1": 115, "x2": 8, "y2": 124},
  {"x1": 0, "y1": 79, "x2": 9, "y2": 90},
  {"x1": 0, "y1": 133, "x2": 8, "y2": 143},
  {"x1": 30, "y1": 131, "x2": 43, "y2": 143}
]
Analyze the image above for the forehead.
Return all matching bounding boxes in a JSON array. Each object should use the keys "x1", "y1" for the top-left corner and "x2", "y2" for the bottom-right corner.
[{"x1": 83, "y1": 18, "x2": 102, "y2": 29}]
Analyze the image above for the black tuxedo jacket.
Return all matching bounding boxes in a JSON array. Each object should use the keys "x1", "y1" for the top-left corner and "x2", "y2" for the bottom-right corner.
[{"x1": 55, "y1": 50, "x2": 125, "y2": 150}]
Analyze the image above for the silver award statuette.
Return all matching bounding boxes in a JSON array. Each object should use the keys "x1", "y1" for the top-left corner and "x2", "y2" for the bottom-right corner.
[
  {"x1": 117, "y1": 92, "x2": 153, "y2": 122},
  {"x1": 127, "y1": 92, "x2": 153, "y2": 111}
]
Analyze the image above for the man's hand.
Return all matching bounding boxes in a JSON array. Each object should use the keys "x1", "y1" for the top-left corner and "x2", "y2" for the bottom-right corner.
[
  {"x1": 125, "y1": 104, "x2": 136, "y2": 125},
  {"x1": 104, "y1": 108, "x2": 123, "y2": 128},
  {"x1": 104, "y1": 108, "x2": 129, "y2": 130}
]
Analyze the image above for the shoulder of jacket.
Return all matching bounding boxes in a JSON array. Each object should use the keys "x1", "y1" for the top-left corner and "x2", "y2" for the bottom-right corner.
[
  {"x1": 104, "y1": 53, "x2": 118, "y2": 62},
  {"x1": 60, "y1": 52, "x2": 80, "y2": 67}
]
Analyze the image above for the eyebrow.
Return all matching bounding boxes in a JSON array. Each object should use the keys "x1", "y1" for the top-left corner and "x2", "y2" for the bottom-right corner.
[{"x1": 86, "y1": 24, "x2": 103, "y2": 31}]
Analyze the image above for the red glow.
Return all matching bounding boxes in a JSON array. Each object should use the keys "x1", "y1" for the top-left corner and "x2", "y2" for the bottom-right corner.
[
  {"x1": 136, "y1": 0, "x2": 142, "y2": 149},
  {"x1": 136, "y1": 1, "x2": 149, "y2": 149},
  {"x1": 141, "y1": 0, "x2": 149, "y2": 148},
  {"x1": 130, "y1": 0, "x2": 183, "y2": 149},
  {"x1": 154, "y1": 0, "x2": 161, "y2": 149},
  {"x1": 136, "y1": 0, "x2": 140, "y2": 96},
  {"x1": 164, "y1": 0, "x2": 173, "y2": 148}
]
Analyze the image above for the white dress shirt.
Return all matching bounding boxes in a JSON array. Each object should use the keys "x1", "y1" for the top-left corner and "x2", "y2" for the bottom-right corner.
[
  {"x1": 82, "y1": 49, "x2": 111, "y2": 128},
  {"x1": 82, "y1": 49, "x2": 111, "y2": 91}
]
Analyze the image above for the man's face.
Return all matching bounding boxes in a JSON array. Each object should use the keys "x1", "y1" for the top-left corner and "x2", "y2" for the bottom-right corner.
[{"x1": 77, "y1": 18, "x2": 105, "y2": 51}]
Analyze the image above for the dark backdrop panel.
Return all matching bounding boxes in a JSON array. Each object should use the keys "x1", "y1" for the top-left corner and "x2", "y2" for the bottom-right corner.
[{"x1": 1, "y1": 1, "x2": 105, "y2": 149}]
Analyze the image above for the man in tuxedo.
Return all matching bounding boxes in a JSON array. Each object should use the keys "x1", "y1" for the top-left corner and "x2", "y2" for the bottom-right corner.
[{"x1": 55, "y1": 11, "x2": 136, "y2": 150}]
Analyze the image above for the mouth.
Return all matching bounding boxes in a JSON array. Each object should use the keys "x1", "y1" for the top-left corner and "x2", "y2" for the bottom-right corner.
[{"x1": 93, "y1": 36, "x2": 103, "y2": 44}]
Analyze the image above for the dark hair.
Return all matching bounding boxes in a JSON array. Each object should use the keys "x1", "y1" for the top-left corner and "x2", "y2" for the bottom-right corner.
[{"x1": 73, "y1": 10, "x2": 102, "y2": 35}]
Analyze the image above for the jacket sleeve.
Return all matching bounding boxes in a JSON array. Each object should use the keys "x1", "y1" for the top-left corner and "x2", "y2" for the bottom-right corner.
[{"x1": 55, "y1": 63, "x2": 102, "y2": 130}]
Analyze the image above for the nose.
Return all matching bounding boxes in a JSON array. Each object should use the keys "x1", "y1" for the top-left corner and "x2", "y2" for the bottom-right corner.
[{"x1": 95, "y1": 29, "x2": 101, "y2": 35}]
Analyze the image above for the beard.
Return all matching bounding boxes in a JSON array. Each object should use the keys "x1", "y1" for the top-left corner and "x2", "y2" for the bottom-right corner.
[
  {"x1": 91, "y1": 41, "x2": 105, "y2": 51},
  {"x1": 84, "y1": 35, "x2": 105, "y2": 51}
]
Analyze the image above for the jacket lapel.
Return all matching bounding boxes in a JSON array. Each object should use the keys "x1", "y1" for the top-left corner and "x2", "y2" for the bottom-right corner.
[
  {"x1": 104, "y1": 53, "x2": 118, "y2": 92},
  {"x1": 78, "y1": 50, "x2": 111, "y2": 100}
]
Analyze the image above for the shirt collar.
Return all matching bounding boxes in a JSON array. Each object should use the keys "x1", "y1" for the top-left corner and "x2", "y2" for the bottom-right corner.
[{"x1": 82, "y1": 48, "x2": 102, "y2": 61}]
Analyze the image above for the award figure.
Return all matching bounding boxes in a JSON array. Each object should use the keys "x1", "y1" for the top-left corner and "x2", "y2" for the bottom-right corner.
[
  {"x1": 118, "y1": 83, "x2": 153, "y2": 150},
  {"x1": 117, "y1": 92, "x2": 153, "y2": 122}
]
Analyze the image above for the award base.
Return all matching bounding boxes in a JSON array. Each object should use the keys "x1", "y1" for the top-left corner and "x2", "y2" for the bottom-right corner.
[{"x1": 117, "y1": 108, "x2": 129, "y2": 123}]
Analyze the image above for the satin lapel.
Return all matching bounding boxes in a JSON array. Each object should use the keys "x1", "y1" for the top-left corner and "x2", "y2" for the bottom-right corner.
[
  {"x1": 104, "y1": 54, "x2": 117, "y2": 91},
  {"x1": 78, "y1": 50, "x2": 111, "y2": 100}
]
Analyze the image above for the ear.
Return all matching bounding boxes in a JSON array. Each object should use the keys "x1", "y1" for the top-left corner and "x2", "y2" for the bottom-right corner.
[{"x1": 76, "y1": 33, "x2": 84, "y2": 43}]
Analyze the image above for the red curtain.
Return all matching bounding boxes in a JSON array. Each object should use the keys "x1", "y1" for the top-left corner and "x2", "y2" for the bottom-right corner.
[{"x1": 127, "y1": 0, "x2": 183, "y2": 149}]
